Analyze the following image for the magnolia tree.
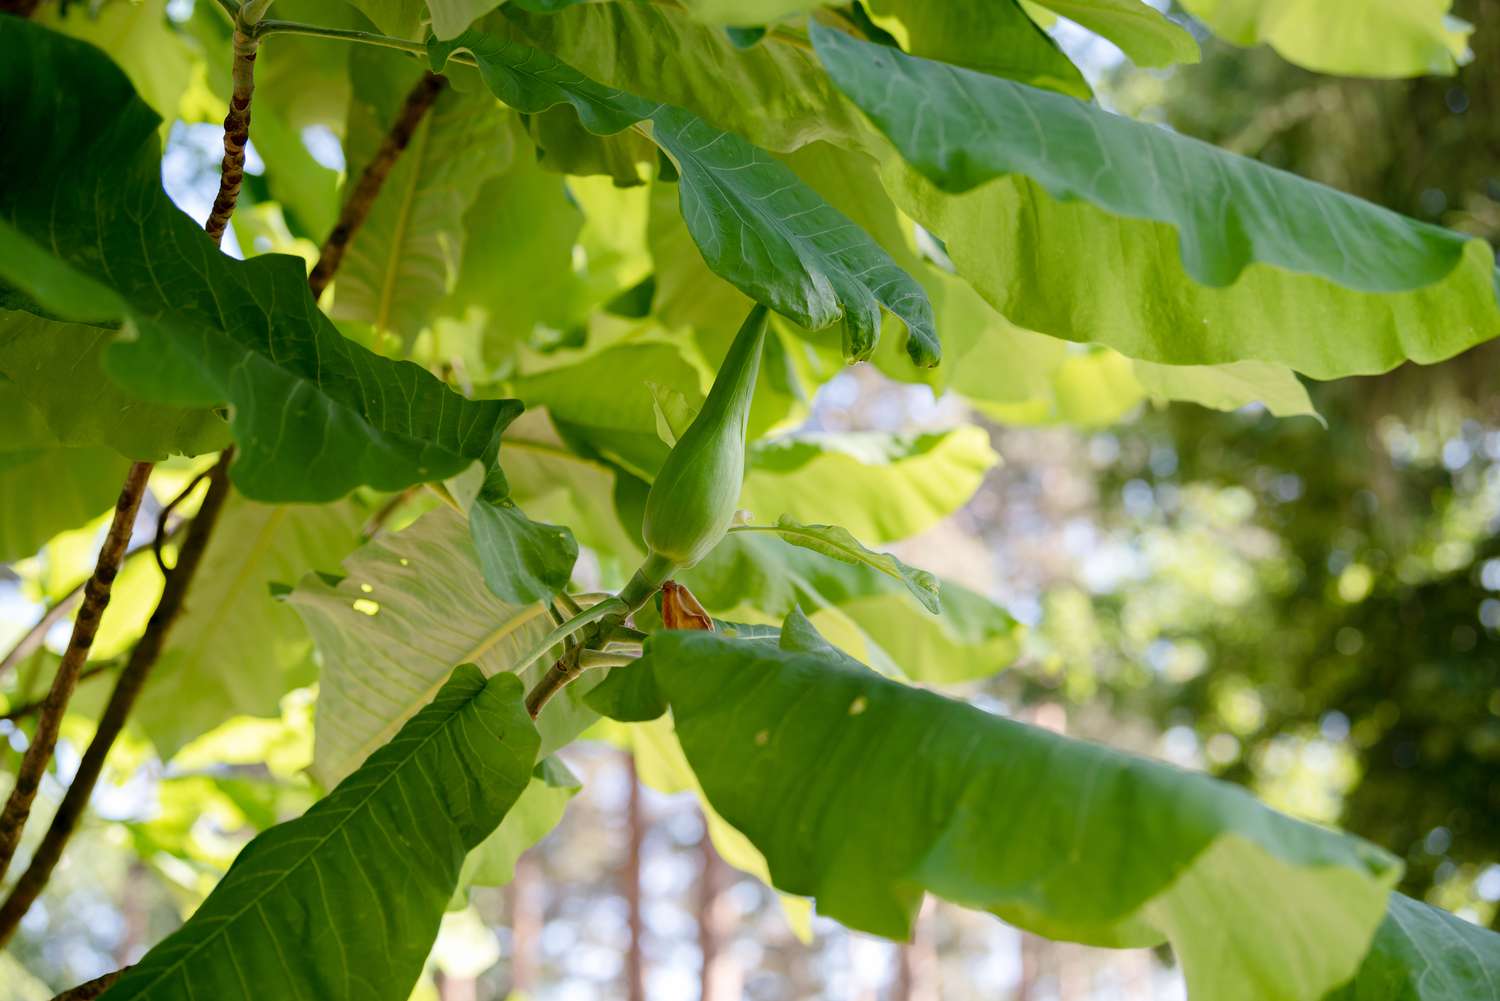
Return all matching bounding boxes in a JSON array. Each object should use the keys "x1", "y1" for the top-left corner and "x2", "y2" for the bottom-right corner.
[{"x1": 0, "y1": 0, "x2": 1496, "y2": 998}]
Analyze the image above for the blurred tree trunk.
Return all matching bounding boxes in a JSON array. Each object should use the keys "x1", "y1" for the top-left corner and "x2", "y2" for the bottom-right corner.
[
  {"x1": 697, "y1": 823, "x2": 742, "y2": 1001},
  {"x1": 890, "y1": 899, "x2": 937, "y2": 1001},
  {"x1": 1015, "y1": 933, "x2": 1043, "y2": 1001},
  {"x1": 114, "y1": 861, "x2": 150, "y2": 967},
  {"x1": 509, "y1": 851, "x2": 542, "y2": 995},
  {"x1": 624, "y1": 753, "x2": 647, "y2": 1001},
  {"x1": 435, "y1": 972, "x2": 476, "y2": 1001}
]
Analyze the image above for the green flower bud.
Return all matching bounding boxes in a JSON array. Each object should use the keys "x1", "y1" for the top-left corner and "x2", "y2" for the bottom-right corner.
[{"x1": 640, "y1": 304, "x2": 768, "y2": 578}]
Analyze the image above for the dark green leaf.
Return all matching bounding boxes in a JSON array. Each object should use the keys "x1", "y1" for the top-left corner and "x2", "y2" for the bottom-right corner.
[
  {"x1": 430, "y1": 29, "x2": 939, "y2": 366},
  {"x1": 0, "y1": 20, "x2": 519, "y2": 502},
  {"x1": 648, "y1": 618, "x2": 1405, "y2": 1001},
  {"x1": 812, "y1": 22, "x2": 1485, "y2": 293},
  {"x1": 101, "y1": 667, "x2": 537, "y2": 1001},
  {"x1": 584, "y1": 660, "x2": 666, "y2": 722},
  {"x1": 469, "y1": 497, "x2": 579, "y2": 604},
  {"x1": 454, "y1": 755, "x2": 581, "y2": 898}
]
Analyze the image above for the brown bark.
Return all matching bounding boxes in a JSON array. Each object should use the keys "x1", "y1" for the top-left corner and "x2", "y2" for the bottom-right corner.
[
  {"x1": 698, "y1": 821, "x2": 741, "y2": 1001},
  {"x1": 0, "y1": 454, "x2": 233, "y2": 947},
  {"x1": 307, "y1": 72, "x2": 447, "y2": 300},
  {"x1": 48, "y1": 968, "x2": 122, "y2": 1001},
  {"x1": 202, "y1": 28, "x2": 258, "y2": 247},
  {"x1": 0, "y1": 461, "x2": 153, "y2": 883},
  {"x1": 890, "y1": 899, "x2": 937, "y2": 1001},
  {"x1": 509, "y1": 850, "x2": 542, "y2": 994}
]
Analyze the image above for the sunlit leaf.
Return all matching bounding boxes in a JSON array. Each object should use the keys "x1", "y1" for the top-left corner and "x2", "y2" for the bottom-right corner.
[
  {"x1": 1178, "y1": 0, "x2": 1470, "y2": 78},
  {"x1": 865, "y1": 0, "x2": 1091, "y2": 98},
  {"x1": 137, "y1": 497, "x2": 365, "y2": 759},
  {"x1": 286, "y1": 508, "x2": 591, "y2": 786},
  {"x1": 332, "y1": 51, "x2": 513, "y2": 349},
  {"x1": 1027, "y1": 0, "x2": 1201, "y2": 68},
  {"x1": 741, "y1": 427, "x2": 996, "y2": 544}
]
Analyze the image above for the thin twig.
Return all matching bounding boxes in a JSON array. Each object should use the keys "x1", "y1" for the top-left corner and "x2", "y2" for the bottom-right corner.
[
  {"x1": 49, "y1": 968, "x2": 124, "y2": 1001},
  {"x1": 361, "y1": 485, "x2": 418, "y2": 539},
  {"x1": 2, "y1": 662, "x2": 120, "y2": 723},
  {"x1": 307, "y1": 71, "x2": 447, "y2": 299},
  {"x1": 153, "y1": 467, "x2": 213, "y2": 574},
  {"x1": 0, "y1": 455, "x2": 234, "y2": 948},
  {"x1": 0, "y1": 462, "x2": 153, "y2": 883}
]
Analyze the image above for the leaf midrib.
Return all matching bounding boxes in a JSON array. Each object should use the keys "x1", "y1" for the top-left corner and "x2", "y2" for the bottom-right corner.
[
  {"x1": 336, "y1": 602, "x2": 548, "y2": 772},
  {"x1": 375, "y1": 110, "x2": 435, "y2": 337}
]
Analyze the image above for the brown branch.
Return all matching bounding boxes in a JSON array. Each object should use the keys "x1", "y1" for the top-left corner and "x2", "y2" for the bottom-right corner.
[
  {"x1": 307, "y1": 71, "x2": 447, "y2": 299},
  {"x1": 0, "y1": 0, "x2": 41, "y2": 18},
  {"x1": 0, "y1": 454, "x2": 233, "y2": 948},
  {"x1": 0, "y1": 461, "x2": 153, "y2": 883},
  {"x1": 49, "y1": 968, "x2": 123, "y2": 1001},
  {"x1": 202, "y1": 25, "x2": 259, "y2": 246}
]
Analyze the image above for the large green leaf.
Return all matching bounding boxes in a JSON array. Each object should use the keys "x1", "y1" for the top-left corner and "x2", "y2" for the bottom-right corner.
[
  {"x1": 0, "y1": 312, "x2": 229, "y2": 461},
  {"x1": 432, "y1": 28, "x2": 938, "y2": 365},
  {"x1": 683, "y1": 532, "x2": 1020, "y2": 683},
  {"x1": 100, "y1": 667, "x2": 537, "y2": 1001},
  {"x1": 332, "y1": 51, "x2": 512, "y2": 348},
  {"x1": 740, "y1": 427, "x2": 996, "y2": 544},
  {"x1": 646, "y1": 615, "x2": 1406, "y2": 1001},
  {"x1": 812, "y1": 23, "x2": 1483, "y2": 295},
  {"x1": 874, "y1": 257, "x2": 1321, "y2": 425},
  {"x1": 1026, "y1": 0, "x2": 1201, "y2": 68},
  {"x1": 36, "y1": 0, "x2": 199, "y2": 126},
  {"x1": 0, "y1": 20, "x2": 519, "y2": 502},
  {"x1": 1178, "y1": 0, "x2": 1470, "y2": 78},
  {"x1": 286, "y1": 508, "x2": 592, "y2": 786},
  {"x1": 1329, "y1": 893, "x2": 1500, "y2": 1000},
  {"x1": 137, "y1": 498, "x2": 365, "y2": 759},
  {"x1": 438, "y1": 123, "x2": 590, "y2": 367}
]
